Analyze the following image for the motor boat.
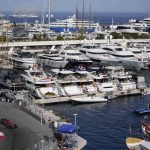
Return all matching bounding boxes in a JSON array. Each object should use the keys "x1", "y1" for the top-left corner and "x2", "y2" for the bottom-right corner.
[
  {"x1": 59, "y1": 45, "x2": 92, "y2": 70},
  {"x1": 8, "y1": 47, "x2": 36, "y2": 69},
  {"x1": 134, "y1": 105, "x2": 150, "y2": 114},
  {"x1": 53, "y1": 70, "x2": 84, "y2": 96},
  {"x1": 79, "y1": 43, "x2": 119, "y2": 66},
  {"x1": 21, "y1": 66, "x2": 59, "y2": 98},
  {"x1": 101, "y1": 44, "x2": 145, "y2": 71},
  {"x1": 37, "y1": 47, "x2": 68, "y2": 68},
  {"x1": 70, "y1": 96, "x2": 107, "y2": 103}
]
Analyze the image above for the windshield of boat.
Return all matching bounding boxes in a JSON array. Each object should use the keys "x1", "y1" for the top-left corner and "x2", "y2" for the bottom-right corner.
[
  {"x1": 20, "y1": 52, "x2": 34, "y2": 58},
  {"x1": 30, "y1": 71, "x2": 46, "y2": 78},
  {"x1": 83, "y1": 45, "x2": 99, "y2": 49},
  {"x1": 115, "y1": 48, "x2": 123, "y2": 51}
]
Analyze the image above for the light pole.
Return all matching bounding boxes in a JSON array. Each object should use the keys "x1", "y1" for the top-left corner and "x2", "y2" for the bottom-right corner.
[{"x1": 73, "y1": 114, "x2": 77, "y2": 125}]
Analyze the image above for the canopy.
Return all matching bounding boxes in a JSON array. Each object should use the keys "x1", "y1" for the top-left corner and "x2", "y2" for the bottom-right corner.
[{"x1": 57, "y1": 124, "x2": 79, "y2": 134}]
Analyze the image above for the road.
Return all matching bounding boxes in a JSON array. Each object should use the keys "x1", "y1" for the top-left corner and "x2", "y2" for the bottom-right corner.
[{"x1": 0, "y1": 102, "x2": 54, "y2": 150}]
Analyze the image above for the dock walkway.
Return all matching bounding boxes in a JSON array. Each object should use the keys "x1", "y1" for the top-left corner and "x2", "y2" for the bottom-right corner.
[{"x1": 34, "y1": 87, "x2": 150, "y2": 104}]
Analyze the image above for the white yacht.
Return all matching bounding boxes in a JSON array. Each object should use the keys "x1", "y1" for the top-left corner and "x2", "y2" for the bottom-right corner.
[
  {"x1": 92, "y1": 74, "x2": 117, "y2": 93},
  {"x1": 74, "y1": 71, "x2": 97, "y2": 95},
  {"x1": 8, "y1": 47, "x2": 36, "y2": 69},
  {"x1": 60, "y1": 45, "x2": 92, "y2": 70},
  {"x1": 37, "y1": 48, "x2": 68, "y2": 68},
  {"x1": 0, "y1": 70, "x2": 26, "y2": 91},
  {"x1": 127, "y1": 47, "x2": 149, "y2": 67},
  {"x1": 48, "y1": 14, "x2": 97, "y2": 33},
  {"x1": 79, "y1": 43, "x2": 120, "y2": 66},
  {"x1": 101, "y1": 44, "x2": 145, "y2": 71},
  {"x1": 115, "y1": 74, "x2": 137, "y2": 91},
  {"x1": 53, "y1": 70, "x2": 84, "y2": 96},
  {"x1": 21, "y1": 67, "x2": 59, "y2": 98}
]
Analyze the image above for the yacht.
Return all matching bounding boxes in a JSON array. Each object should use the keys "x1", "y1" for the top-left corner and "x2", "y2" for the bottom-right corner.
[
  {"x1": 8, "y1": 47, "x2": 36, "y2": 69},
  {"x1": 53, "y1": 70, "x2": 84, "y2": 96},
  {"x1": 115, "y1": 74, "x2": 137, "y2": 92},
  {"x1": 114, "y1": 24, "x2": 148, "y2": 34},
  {"x1": 37, "y1": 48, "x2": 68, "y2": 69},
  {"x1": 60, "y1": 45, "x2": 92, "y2": 70},
  {"x1": 74, "y1": 71, "x2": 97, "y2": 95},
  {"x1": 101, "y1": 44, "x2": 145, "y2": 71},
  {"x1": 21, "y1": 67, "x2": 59, "y2": 98},
  {"x1": 49, "y1": 14, "x2": 97, "y2": 33},
  {"x1": 92, "y1": 74, "x2": 117, "y2": 93},
  {"x1": 79, "y1": 43, "x2": 120, "y2": 66},
  {"x1": 127, "y1": 47, "x2": 149, "y2": 67},
  {"x1": 0, "y1": 70, "x2": 25, "y2": 91},
  {"x1": 103, "y1": 66, "x2": 137, "y2": 91}
]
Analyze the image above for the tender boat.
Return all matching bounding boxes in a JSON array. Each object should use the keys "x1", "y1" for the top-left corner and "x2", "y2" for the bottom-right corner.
[
  {"x1": 70, "y1": 96, "x2": 107, "y2": 103},
  {"x1": 126, "y1": 137, "x2": 144, "y2": 150},
  {"x1": 134, "y1": 105, "x2": 150, "y2": 114}
]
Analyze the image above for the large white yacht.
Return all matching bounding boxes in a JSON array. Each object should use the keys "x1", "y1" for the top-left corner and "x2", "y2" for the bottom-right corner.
[
  {"x1": 127, "y1": 47, "x2": 149, "y2": 67},
  {"x1": 101, "y1": 44, "x2": 145, "y2": 71},
  {"x1": 74, "y1": 71, "x2": 97, "y2": 95},
  {"x1": 21, "y1": 67, "x2": 59, "y2": 98},
  {"x1": 60, "y1": 45, "x2": 92, "y2": 70},
  {"x1": 79, "y1": 43, "x2": 120, "y2": 66},
  {"x1": 37, "y1": 48, "x2": 68, "y2": 69},
  {"x1": 48, "y1": 14, "x2": 97, "y2": 33},
  {"x1": 8, "y1": 47, "x2": 36, "y2": 69},
  {"x1": 53, "y1": 70, "x2": 84, "y2": 96}
]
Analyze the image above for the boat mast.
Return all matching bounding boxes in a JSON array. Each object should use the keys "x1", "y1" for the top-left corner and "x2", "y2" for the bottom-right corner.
[
  {"x1": 76, "y1": 5, "x2": 79, "y2": 36},
  {"x1": 41, "y1": 0, "x2": 46, "y2": 26},
  {"x1": 48, "y1": 0, "x2": 51, "y2": 26},
  {"x1": 81, "y1": 0, "x2": 84, "y2": 39},
  {"x1": 88, "y1": 0, "x2": 91, "y2": 33}
]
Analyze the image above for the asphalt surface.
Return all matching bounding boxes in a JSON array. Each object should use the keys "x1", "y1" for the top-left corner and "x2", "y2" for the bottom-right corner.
[{"x1": 0, "y1": 102, "x2": 53, "y2": 150}]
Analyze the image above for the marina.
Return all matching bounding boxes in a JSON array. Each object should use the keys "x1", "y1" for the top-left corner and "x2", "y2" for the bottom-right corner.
[{"x1": 0, "y1": 0, "x2": 150, "y2": 149}]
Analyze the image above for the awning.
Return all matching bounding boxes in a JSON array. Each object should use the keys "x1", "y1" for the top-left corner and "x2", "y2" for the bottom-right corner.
[{"x1": 57, "y1": 124, "x2": 80, "y2": 134}]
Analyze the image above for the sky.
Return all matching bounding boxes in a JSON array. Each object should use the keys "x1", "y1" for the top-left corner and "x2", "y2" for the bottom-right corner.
[{"x1": 0, "y1": 0, "x2": 150, "y2": 13}]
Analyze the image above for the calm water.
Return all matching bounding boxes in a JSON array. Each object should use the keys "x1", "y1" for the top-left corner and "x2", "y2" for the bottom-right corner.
[
  {"x1": 45, "y1": 69, "x2": 150, "y2": 150},
  {"x1": 4, "y1": 12, "x2": 149, "y2": 25}
]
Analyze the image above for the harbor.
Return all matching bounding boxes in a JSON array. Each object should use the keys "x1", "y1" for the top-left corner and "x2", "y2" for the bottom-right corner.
[{"x1": 0, "y1": 0, "x2": 150, "y2": 149}]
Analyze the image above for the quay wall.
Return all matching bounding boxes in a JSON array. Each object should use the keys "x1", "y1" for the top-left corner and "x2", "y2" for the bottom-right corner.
[{"x1": 0, "y1": 39, "x2": 150, "y2": 49}]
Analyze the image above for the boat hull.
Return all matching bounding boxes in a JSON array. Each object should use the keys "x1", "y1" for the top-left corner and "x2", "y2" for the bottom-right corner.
[{"x1": 70, "y1": 96, "x2": 107, "y2": 103}]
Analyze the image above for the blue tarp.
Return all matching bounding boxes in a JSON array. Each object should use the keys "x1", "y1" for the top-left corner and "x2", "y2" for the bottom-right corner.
[{"x1": 57, "y1": 124, "x2": 79, "y2": 133}]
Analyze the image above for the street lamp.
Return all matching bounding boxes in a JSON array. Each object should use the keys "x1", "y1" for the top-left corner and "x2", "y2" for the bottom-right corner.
[{"x1": 73, "y1": 114, "x2": 77, "y2": 125}]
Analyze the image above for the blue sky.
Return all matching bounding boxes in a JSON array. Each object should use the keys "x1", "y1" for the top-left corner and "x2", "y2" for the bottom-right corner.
[{"x1": 0, "y1": 0, "x2": 150, "y2": 13}]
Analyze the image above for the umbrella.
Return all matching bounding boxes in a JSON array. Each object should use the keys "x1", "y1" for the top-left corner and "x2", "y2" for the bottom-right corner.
[{"x1": 0, "y1": 132, "x2": 6, "y2": 141}]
